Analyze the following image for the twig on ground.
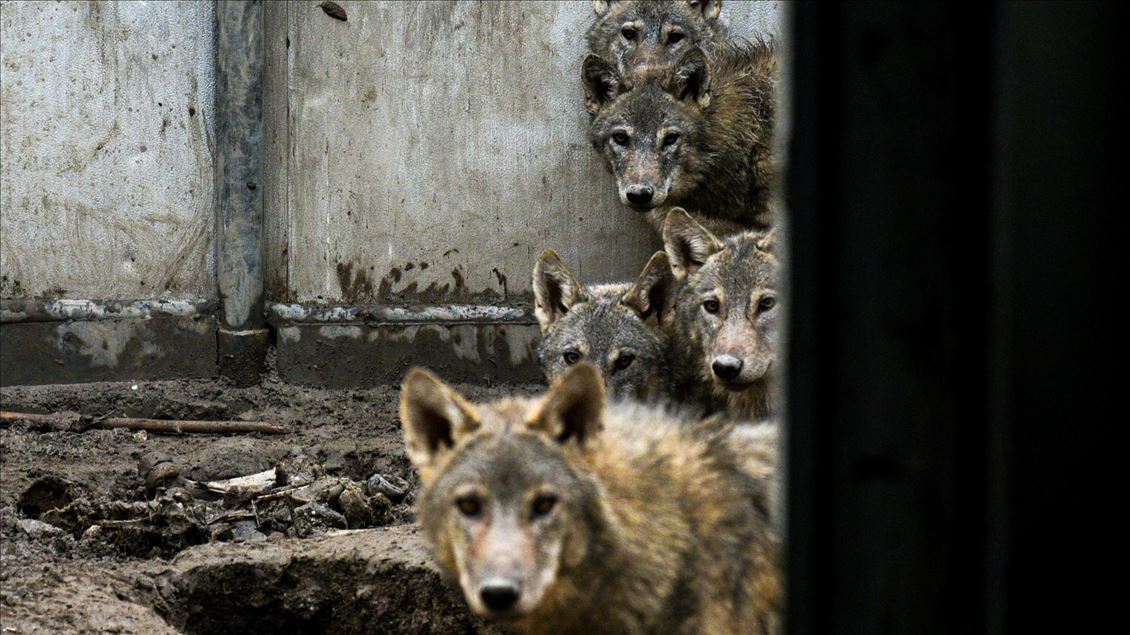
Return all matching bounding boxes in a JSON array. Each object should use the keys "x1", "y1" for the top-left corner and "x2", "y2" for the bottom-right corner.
[{"x1": 0, "y1": 411, "x2": 287, "y2": 435}]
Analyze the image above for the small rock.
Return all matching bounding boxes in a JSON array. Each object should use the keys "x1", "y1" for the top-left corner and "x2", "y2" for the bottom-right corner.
[
  {"x1": 138, "y1": 453, "x2": 181, "y2": 492},
  {"x1": 231, "y1": 520, "x2": 267, "y2": 542},
  {"x1": 292, "y1": 502, "x2": 346, "y2": 537},
  {"x1": 337, "y1": 483, "x2": 372, "y2": 528},
  {"x1": 365, "y1": 473, "x2": 409, "y2": 503},
  {"x1": 81, "y1": 524, "x2": 103, "y2": 541},
  {"x1": 18, "y1": 518, "x2": 63, "y2": 539},
  {"x1": 209, "y1": 523, "x2": 233, "y2": 542}
]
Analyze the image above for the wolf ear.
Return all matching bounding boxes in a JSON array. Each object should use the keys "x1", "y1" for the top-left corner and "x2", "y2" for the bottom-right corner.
[
  {"x1": 756, "y1": 227, "x2": 777, "y2": 254},
  {"x1": 663, "y1": 208, "x2": 724, "y2": 280},
  {"x1": 533, "y1": 249, "x2": 590, "y2": 335},
  {"x1": 528, "y1": 363, "x2": 605, "y2": 447},
  {"x1": 592, "y1": 0, "x2": 619, "y2": 16},
  {"x1": 621, "y1": 251, "x2": 677, "y2": 322},
  {"x1": 399, "y1": 368, "x2": 480, "y2": 482},
  {"x1": 687, "y1": 0, "x2": 723, "y2": 20},
  {"x1": 582, "y1": 54, "x2": 622, "y2": 115},
  {"x1": 666, "y1": 47, "x2": 711, "y2": 108}
]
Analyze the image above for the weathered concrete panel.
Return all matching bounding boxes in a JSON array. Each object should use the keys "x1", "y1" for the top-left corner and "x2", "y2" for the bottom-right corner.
[
  {"x1": 0, "y1": 0, "x2": 216, "y2": 301},
  {"x1": 271, "y1": 1, "x2": 782, "y2": 305},
  {"x1": 0, "y1": 316, "x2": 217, "y2": 386}
]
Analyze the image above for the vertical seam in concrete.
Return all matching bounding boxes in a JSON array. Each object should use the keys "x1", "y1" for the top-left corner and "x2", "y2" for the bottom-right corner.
[
  {"x1": 214, "y1": 0, "x2": 267, "y2": 384},
  {"x1": 284, "y1": 0, "x2": 292, "y2": 303}
]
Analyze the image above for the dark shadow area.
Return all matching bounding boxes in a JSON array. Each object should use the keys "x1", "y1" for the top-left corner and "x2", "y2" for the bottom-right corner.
[{"x1": 786, "y1": 3, "x2": 1120, "y2": 634}]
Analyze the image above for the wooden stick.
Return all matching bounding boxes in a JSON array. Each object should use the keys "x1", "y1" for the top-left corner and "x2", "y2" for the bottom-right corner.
[{"x1": 0, "y1": 411, "x2": 287, "y2": 435}]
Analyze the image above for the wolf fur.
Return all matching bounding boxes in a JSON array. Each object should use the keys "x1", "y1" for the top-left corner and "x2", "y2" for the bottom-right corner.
[
  {"x1": 587, "y1": 0, "x2": 728, "y2": 82},
  {"x1": 400, "y1": 363, "x2": 782, "y2": 634},
  {"x1": 584, "y1": 37, "x2": 779, "y2": 232},
  {"x1": 533, "y1": 248, "x2": 677, "y2": 401},
  {"x1": 663, "y1": 208, "x2": 779, "y2": 419}
]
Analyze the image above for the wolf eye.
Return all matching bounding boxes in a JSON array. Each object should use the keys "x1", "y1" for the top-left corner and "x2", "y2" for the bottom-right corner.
[
  {"x1": 456, "y1": 496, "x2": 482, "y2": 517},
  {"x1": 532, "y1": 494, "x2": 558, "y2": 518},
  {"x1": 662, "y1": 133, "x2": 680, "y2": 148},
  {"x1": 612, "y1": 131, "x2": 630, "y2": 146},
  {"x1": 758, "y1": 296, "x2": 777, "y2": 312},
  {"x1": 668, "y1": 31, "x2": 685, "y2": 44},
  {"x1": 613, "y1": 353, "x2": 635, "y2": 371},
  {"x1": 563, "y1": 350, "x2": 582, "y2": 365},
  {"x1": 703, "y1": 299, "x2": 720, "y2": 314},
  {"x1": 621, "y1": 26, "x2": 637, "y2": 41}
]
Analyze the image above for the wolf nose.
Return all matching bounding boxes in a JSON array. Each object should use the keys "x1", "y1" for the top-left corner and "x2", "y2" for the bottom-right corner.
[
  {"x1": 712, "y1": 356, "x2": 744, "y2": 381},
  {"x1": 480, "y1": 579, "x2": 521, "y2": 613},
  {"x1": 625, "y1": 185, "x2": 654, "y2": 206}
]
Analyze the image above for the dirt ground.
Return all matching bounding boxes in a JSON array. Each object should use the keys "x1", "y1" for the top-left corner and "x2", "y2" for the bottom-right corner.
[{"x1": 0, "y1": 358, "x2": 538, "y2": 633}]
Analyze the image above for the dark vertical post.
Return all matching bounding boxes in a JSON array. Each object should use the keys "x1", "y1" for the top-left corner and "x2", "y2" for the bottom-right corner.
[
  {"x1": 987, "y1": 3, "x2": 1118, "y2": 633},
  {"x1": 215, "y1": 0, "x2": 267, "y2": 385},
  {"x1": 786, "y1": 3, "x2": 1119, "y2": 634},
  {"x1": 785, "y1": 4, "x2": 994, "y2": 634}
]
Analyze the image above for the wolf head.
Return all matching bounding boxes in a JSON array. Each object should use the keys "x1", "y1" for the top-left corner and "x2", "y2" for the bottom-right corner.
[
  {"x1": 663, "y1": 209, "x2": 779, "y2": 404},
  {"x1": 400, "y1": 364, "x2": 610, "y2": 625},
  {"x1": 584, "y1": 47, "x2": 713, "y2": 211},
  {"x1": 587, "y1": 0, "x2": 725, "y2": 80},
  {"x1": 533, "y1": 249, "x2": 675, "y2": 399}
]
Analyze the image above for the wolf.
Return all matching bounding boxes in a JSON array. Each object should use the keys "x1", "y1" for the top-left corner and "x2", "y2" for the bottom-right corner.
[
  {"x1": 400, "y1": 363, "x2": 782, "y2": 635},
  {"x1": 662, "y1": 208, "x2": 779, "y2": 419},
  {"x1": 583, "y1": 37, "x2": 779, "y2": 232},
  {"x1": 587, "y1": 0, "x2": 728, "y2": 82},
  {"x1": 532, "y1": 248, "x2": 676, "y2": 401}
]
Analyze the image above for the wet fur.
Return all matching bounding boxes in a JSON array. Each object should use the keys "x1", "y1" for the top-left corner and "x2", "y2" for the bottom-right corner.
[
  {"x1": 664, "y1": 211, "x2": 780, "y2": 419},
  {"x1": 587, "y1": 0, "x2": 728, "y2": 81},
  {"x1": 587, "y1": 37, "x2": 779, "y2": 232}
]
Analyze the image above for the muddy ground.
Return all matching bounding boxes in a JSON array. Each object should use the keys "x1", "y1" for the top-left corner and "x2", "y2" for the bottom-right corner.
[{"x1": 1, "y1": 359, "x2": 540, "y2": 633}]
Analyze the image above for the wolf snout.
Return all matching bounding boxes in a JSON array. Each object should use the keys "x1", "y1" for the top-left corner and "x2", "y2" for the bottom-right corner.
[
  {"x1": 480, "y1": 577, "x2": 521, "y2": 613},
  {"x1": 624, "y1": 184, "x2": 655, "y2": 207},
  {"x1": 711, "y1": 355, "x2": 744, "y2": 381}
]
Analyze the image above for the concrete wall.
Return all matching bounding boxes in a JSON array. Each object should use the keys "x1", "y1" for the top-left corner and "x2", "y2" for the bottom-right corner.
[
  {"x1": 0, "y1": 0, "x2": 783, "y2": 386},
  {"x1": 0, "y1": 0, "x2": 216, "y2": 301},
  {"x1": 265, "y1": 0, "x2": 783, "y2": 305}
]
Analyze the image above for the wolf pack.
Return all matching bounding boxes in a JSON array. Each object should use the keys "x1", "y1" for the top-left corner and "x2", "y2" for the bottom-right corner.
[{"x1": 399, "y1": 2, "x2": 782, "y2": 633}]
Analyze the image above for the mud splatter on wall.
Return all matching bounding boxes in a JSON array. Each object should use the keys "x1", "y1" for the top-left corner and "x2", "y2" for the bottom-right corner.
[{"x1": 0, "y1": 0, "x2": 216, "y2": 300}]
